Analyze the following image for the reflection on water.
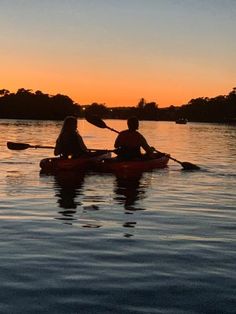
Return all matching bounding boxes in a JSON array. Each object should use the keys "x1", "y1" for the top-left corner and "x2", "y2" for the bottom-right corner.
[
  {"x1": 51, "y1": 170, "x2": 149, "y2": 233},
  {"x1": 53, "y1": 172, "x2": 104, "y2": 228},
  {"x1": 1, "y1": 120, "x2": 236, "y2": 313},
  {"x1": 114, "y1": 172, "x2": 146, "y2": 211},
  {"x1": 52, "y1": 172, "x2": 85, "y2": 225},
  {"x1": 52, "y1": 170, "x2": 148, "y2": 213},
  {"x1": 54, "y1": 171, "x2": 85, "y2": 210},
  {"x1": 5, "y1": 172, "x2": 29, "y2": 197},
  {"x1": 114, "y1": 172, "x2": 148, "y2": 237}
]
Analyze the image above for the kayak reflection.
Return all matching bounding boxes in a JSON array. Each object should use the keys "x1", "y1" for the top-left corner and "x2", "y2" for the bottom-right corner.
[
  {"x1": 113, "y1": 172, "x2": 147, "y2": 211},
  {"x1": 53, "y1": 171, "x2": 85, "y2": 212},
  {"x1": 53, "y1": 172, "x2": 102, "y2": 228},
  {"x1": 51, "y1": 170, "x2": 148, "y2": 231}
]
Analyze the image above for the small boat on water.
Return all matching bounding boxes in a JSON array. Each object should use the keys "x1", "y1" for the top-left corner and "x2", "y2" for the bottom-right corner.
[
  {"x1": 176, "y1": 118, "x2": 188, "y2": 124},
  {"x1": 40, "y1": 152, "x2": 169, "y2": 175},
  {"x1": 40, "y1": 150, "x2": 111, "y2": 173}
]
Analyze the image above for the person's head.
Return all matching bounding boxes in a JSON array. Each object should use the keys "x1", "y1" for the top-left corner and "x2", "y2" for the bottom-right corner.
[
  {"x1": 62, "y1": 116, "x2": 78, "y2": 133},
  {"x1": 127, "y1": 116, "x2": 139, "y2": 131}
]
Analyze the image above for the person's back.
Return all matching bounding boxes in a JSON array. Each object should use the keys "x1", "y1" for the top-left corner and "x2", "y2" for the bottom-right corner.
[
  {"x1": 114, "y1": 116, "x2": 154, "y2": 160},
  {"x1": 54, "y1": 116, "x2": 87, "y2": 158}
]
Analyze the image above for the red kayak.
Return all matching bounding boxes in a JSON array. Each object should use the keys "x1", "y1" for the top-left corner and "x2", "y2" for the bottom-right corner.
[
  {"x1": 93, "y1": 153, "x2": 169, "y2": 174},
  {"x1": 40, "y1": 151, "x2": 111, "y2": 173}
]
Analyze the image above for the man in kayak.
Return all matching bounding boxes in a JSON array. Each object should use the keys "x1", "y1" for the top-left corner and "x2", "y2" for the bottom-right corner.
[
  {"x1": 114, "y1": 116, "x2": 155, "y2": 160},
  {"x1": 54, "y1": 116, "x2": 88, "y2": 158}
]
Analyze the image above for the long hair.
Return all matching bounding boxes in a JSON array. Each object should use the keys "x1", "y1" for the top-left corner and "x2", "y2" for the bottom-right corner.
[{"x1": 60, "y1": 116, "x2": 78, "y2": 135}]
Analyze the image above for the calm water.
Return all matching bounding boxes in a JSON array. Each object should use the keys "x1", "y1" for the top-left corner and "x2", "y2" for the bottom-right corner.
[{"x1": 0, "y1": 119, "x2": 236, "y2": 314}]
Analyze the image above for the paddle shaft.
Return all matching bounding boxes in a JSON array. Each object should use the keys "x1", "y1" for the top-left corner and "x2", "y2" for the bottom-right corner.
[
  {"x1": 7, "y1": 141, "x2": 114, "y2": 153},
  {"x1": 152, "y1": 148, "x2": 182, "y2": 165},
  {"x1": 107, "y1": 126, "x2": 119, "y2": 134},
  {"x1": 29, "y1": 144, "x2": 54, "y2": 149}
]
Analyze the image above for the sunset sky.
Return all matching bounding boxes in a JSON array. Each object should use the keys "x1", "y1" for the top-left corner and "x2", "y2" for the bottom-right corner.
[{"x1": 1, "y1": 0, "x2": 235, "y2": 107}]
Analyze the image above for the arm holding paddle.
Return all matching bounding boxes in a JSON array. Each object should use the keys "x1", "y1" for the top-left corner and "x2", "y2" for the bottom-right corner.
[
  {"x1": 114, "y1": 117, "x2": 156, "y2": 160},
  {"x1": 85, "y1": 114, "x2": 200, "y2": 170}
]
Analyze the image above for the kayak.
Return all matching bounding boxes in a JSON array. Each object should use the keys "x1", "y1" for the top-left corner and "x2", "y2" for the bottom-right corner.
[
  {"x1": 40, "y1": 150, "x2": 111, "y2": 173},
  {"x1": 92, "y1": 153, "x2": 169, "y2": 174},
  {"x1": 40, "y1": 151, "x2": 169, "y2": 175}
]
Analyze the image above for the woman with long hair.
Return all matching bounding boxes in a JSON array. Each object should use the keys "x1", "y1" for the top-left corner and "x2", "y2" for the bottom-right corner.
[{"x1": 54, "y1": 116, "x2": 87, "y2": 158}]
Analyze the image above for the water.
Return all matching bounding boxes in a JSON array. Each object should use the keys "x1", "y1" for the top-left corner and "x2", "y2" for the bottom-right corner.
[{"x1": 0, "y1": 119, "x2": 236, "y2": 313}]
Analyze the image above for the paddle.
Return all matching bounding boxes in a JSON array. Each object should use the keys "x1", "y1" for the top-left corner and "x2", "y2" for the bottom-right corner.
[
  {"x1": 7, "y1": 141, "x2": 114, "y2": 153},
  {"x1": 85, "y1": 115, "x2": 200, "y2": 170},
  {"x1": 85, "y1": 114, "x2": 119, "y2": 134},
  {"x1": 7, "y1": 141, "x2": 54, "y2": 150}
]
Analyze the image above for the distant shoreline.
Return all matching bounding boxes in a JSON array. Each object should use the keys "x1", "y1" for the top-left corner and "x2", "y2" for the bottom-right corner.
[{"x1": 1, "y1": 88, "x2": 236, "y2": 123}]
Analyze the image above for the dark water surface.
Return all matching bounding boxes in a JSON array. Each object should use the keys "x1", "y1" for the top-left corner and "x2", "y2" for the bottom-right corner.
[{"x1": 0, "y1": 119, "x2": 236, "y2": 313}]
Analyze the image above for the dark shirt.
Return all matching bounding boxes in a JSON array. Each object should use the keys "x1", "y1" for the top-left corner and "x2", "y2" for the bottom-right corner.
[
  {"x1": 54, "y1": 131, "x2": 87, "y2": 158},
  {"x1": 114, "y1": 129, "x2": 152, "y2": 159}
]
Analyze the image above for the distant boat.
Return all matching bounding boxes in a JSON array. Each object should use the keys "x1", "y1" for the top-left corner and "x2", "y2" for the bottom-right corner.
[{"x1": 176, "y1": 118, "x2": 188, "y2": 124}]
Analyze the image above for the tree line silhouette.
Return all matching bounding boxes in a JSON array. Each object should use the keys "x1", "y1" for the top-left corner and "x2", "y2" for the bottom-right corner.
[
  {"x1": 0, "y1": 87, "x2": 235, "y2": 122},
  {"x1": 0, "y1": 88, "x2": 78, "y2": 120}
]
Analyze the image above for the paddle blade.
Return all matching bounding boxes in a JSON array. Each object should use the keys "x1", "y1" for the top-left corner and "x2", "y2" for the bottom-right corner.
[
  {"x1": 85, "y1": 114, "x2": 107, "y2": 129},
  {"x1": 181, "y1": 162, "x2": 200, "y2": 170},
  {"x1": 7, "y1": 141, "x2": 31, "y2": 150}
]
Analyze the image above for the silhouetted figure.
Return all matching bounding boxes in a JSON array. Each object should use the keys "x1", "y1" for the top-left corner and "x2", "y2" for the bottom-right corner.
[
  {"x1": 54, "y1": 116, "x2": 87, "y2": 158},
  {"x1": 114, "y1": 116, "x2": 155, "y2": 160},
  {"x1": 54, "y1": 172, "x2": 85, "y2": 212},
  {"x1": 114, "y1": 173, "x2": 145, "y2": 211}
]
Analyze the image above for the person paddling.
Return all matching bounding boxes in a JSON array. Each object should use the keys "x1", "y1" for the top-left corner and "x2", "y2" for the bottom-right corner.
[
  {"x1": 114, "y1": 116, "x2": 155, "y2": 160},
  {"x1": 54, "y1": 116, "x2": 88, "y2": 158}
]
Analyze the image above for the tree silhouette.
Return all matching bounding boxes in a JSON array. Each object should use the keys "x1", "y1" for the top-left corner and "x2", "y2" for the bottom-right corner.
[
  {"x1": 137, "y1": 98, "x2": 146, "y2": 110},
  {"x1": 136, "y1": 99, "x2": 159, "y2": 120},
  {"x1": 85, "y1": 103, "x2": 109, "y2": 117},
  {"x1": 0, "y1": 87, "x2": 235, "y2": 122},
  {"x1": 0, "y1": 89, "x2": 10, "y2": 96},
  {"x1": 0, "y1": 88, "x2": 80, "y2": 120}
]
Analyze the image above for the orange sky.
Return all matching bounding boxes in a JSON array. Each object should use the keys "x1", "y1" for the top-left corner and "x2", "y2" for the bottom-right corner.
[{"x1": 1, "y1": 1, "x2": 235, "y2": 107}]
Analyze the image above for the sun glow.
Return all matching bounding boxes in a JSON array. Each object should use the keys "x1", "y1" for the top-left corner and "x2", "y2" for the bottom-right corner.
[{"x1": 0, "y1": 1, "x2": 235, "y2": 107}]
